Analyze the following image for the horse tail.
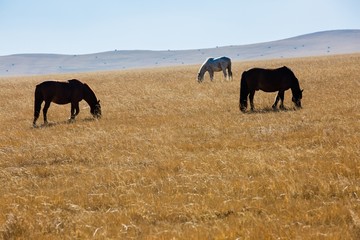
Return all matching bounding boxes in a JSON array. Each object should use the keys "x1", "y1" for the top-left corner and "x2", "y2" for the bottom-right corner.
[
  {"x1": 227, "y1": 60, "x2": 233, "y2": 80},
  {"x1": 33, "y1": 84, "x2": 43, "y2": 125},
  {"x1": 239, "y1": 71, "x2": 248, "y2": 112}
]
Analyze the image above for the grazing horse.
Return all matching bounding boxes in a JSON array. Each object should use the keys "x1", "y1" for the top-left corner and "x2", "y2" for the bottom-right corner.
[
  {"x1": 33, "y1": 79, "x2": 101, "y2": 127},
  {"x1": 197, "y1": 56, "x2": 233, "y2": 82},
  {"x1": 239, "y1": 66, "x2": 303, "y2": 112}
]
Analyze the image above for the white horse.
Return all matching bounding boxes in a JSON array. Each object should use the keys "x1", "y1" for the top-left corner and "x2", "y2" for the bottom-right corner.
[{"x1": 197, "y1": 56, "x2": 233, "y2": 82}]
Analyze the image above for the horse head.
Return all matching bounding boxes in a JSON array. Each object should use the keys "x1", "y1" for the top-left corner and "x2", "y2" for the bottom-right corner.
[
  {"x1": 91, "y1": 100, "x2": 102, "y2": 118},
  {"x1": 198, "y1": 61, "x2": 209, "y2": 83},
  {"x1": 239, "y1": 99, "x2": 248, "y2": 112},
  {"x1": 292, "y1": 89, "x2": 303, "y2": 108},
  {"x1": 197, "y1": 72, "x2": 204, "y2": 83}
]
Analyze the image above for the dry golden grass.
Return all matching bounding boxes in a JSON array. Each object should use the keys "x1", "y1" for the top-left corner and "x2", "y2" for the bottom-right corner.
[{"x1": 0, "y1": 54, "x2": 360, "y2": 239}]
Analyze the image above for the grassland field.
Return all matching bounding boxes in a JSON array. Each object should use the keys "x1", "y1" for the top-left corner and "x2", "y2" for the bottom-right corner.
[{"x1": 0, "y1": 54, "x2": 359, "y2": 239}]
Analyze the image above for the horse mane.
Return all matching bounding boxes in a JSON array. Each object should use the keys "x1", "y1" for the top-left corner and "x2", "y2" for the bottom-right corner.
[
  {"x1": 82, "y1": 83, "x2": 98, "y2": 107},
  {"x1": 198, "y1": 59, "x2": 209, "y2": 76},
  {"x1": 282, "y1": 67, "x2": 302, "y2": 97},
  {"x1": 33, "y1": 84, "x2": 44, "y2": 120},
  {"x1": 281, "y1": 66, "x2": 296, "y2": 77},
  {"x1": 291, "y1": 77, "x2": 302, "y2": 95},
  {"x1": 239, "y1": 71, "x2": 249, "y2": 102}
]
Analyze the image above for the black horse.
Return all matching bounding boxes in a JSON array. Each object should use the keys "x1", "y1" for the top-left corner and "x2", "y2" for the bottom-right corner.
[
  {"x1": 239, "y1": 66, "x2": 303, "y2": 112},
  {"x1": 33, "y1": 79, "x2": 101, "y2": 127}
]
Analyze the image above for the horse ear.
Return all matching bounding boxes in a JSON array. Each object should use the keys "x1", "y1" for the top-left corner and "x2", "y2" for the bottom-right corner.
[
  {"x1": 98, "y1": 100, "x2": 100, "y2": 104},
  {"x1": 301, "y1": 89, "x2": 304, "y2": 92}
]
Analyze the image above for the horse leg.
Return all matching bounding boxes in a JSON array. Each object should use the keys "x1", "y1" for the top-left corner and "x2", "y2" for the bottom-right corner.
[
  {"x1": 249, "y1": 90, "x2": 255, "y2": 111},
  {"x1": 273, "y1": 93, "x2": 280, "y2": 109},
  {"x1": 222, "y1": 67, "x2": 227, "y2": 80},
  {"x1": 278, "y1": 91, "x2": 285, "y2": 109},
  {"x1": 75, "y1": 103, "x2": 80, "y2": 117},
  {"x1": 209, "y1": 70, "x2": 214, "y2": 81},
  {"x1": 70, "y1": 102, "x2": 79, "y2": 121},
  {"x1": 43, "y1": 101, "x2": 51, "y2": 125},
  {"x1": 33, "y1": 114, "x2": 39, "y2": 127},
  {"x1": 33, "y1": 101, "x2": 42, "y2": 127}
]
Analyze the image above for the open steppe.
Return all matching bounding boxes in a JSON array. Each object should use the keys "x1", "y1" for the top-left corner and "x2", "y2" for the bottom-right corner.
[
  {"x1": 0, "y1": 54, "x2": 359, "y2": 239},
  {"x1": 1, "y1": 30, "x2": 360, "y2": 76}
]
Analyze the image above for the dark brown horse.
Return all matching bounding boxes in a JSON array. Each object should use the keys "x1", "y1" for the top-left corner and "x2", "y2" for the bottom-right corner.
[
  {"x1": 239, "y1": 66, "x2": 303, "y2": 112},
  {"x1": 33, "y1": 79, "x2": 101, "y2": 127}
]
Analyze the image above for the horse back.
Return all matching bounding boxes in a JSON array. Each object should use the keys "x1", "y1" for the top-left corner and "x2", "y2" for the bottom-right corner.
[
  {"x1": 35, "y1": 80, "x2": 84, "y2": 104},
  {"x1": 244, "y1": 67, "x2": 297, "y2": 92},
  {"x1": 211, "y1": 57, "x2": 231, "y2": 70}
]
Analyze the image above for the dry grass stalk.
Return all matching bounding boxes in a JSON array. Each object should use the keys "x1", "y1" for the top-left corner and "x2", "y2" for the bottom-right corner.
[{"x1": 0, "y1": 54, "x2": 359, "y2": 239}]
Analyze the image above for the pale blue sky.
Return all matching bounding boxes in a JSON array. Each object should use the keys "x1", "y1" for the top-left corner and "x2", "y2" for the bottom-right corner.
[{"x1": 1, "y1": 0, "x2": 359, "y2": 56}]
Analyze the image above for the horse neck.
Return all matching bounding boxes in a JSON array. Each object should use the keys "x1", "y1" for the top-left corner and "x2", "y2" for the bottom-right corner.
[
  {"x1": 199, "y1": 65, "x2": 207, "y2": 77},
  {"x1": 290, "y1": 79, "x2": 301, "y2": 97},
  {"x1": 240, "y1": 83, "x2": 248, "y2": 102},
  {"x1": 83, "y1": 84, "x2": 97, "y2": 107},
  {"x1": 239, "y1": 72, "x2": 249, "y2": 101}
]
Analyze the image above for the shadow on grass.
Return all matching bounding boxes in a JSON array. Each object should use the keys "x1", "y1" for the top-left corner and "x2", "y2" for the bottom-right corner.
[
  {"x1": 243, "y1": 106, "x2": 298, "y2": 114},
  {"x1": 32, "y1": 117, "x2": 98, "y2": 129}
]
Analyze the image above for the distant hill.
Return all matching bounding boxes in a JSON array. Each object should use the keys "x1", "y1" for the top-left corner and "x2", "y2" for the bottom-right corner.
[{"x1": 1, "y1": 29, "x2": 359, "y2": 76}]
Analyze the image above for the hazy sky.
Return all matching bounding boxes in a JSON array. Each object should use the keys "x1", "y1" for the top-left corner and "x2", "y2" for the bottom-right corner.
[{"x1": 1, "y1": 0, "x2": 359, "y2": 56}]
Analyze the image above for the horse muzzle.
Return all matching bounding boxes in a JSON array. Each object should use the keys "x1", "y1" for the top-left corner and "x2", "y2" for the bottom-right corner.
[
  {"x1": 239, "y1": 100, "x2": 247, "y2": 112},
  {"x1": 93, "y1": 112, "x2": 102, "y2": 119},
  {"x1": 294, "y1": 100, "x2": 302, "y2": 108}
]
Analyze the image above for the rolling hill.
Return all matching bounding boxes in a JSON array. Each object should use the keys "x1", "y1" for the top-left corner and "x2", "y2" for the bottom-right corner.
[{"x1": 1, "y1": 29, "x2": 359, "y2": 76}]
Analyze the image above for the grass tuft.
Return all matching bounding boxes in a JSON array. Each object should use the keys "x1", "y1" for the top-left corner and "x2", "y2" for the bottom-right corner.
[{"x1": 1, "y1": 54, "x2": 360, "y2": 239}]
